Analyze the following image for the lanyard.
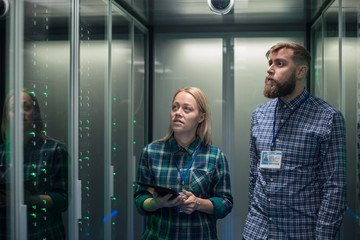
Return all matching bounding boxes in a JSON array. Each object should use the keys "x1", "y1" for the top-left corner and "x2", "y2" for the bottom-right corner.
[
  {"x1": 271, "y1": 94, "x2": 309, "y2": 151},
  {"x1": 174, "y1": 143, "x2": 201, "y2": 186}
]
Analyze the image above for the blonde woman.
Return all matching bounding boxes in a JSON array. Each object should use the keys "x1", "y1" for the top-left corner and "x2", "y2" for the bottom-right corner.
[{"x1": 135, "y1": 87, "x2": 233, "y2": 239}]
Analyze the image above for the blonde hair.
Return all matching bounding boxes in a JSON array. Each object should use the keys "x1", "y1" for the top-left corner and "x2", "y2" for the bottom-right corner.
[{"x1": 159, "y1": 87, "x2": 212, "y2": 146}]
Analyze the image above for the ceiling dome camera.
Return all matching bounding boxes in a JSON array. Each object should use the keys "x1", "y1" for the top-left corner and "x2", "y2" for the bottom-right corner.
[
  {"x1": 0, "y1": 0, "x2": 9, "y2": 18},
  {"x1": 208, "y1": 0, "x2": 234, "y2": 15}
]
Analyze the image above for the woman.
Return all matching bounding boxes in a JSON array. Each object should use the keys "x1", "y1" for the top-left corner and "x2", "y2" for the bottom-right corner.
[
  {"x1": 134, "y1": 87, "x2": 233, "y2": 239},
  {"x1": 0, "y1": 89, "x2": 68, "y2": 240}
]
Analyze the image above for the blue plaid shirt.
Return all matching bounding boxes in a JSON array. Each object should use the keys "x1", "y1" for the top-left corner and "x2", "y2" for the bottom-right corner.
[{"x1": 243, "y1": 89, "x2": 346, "y2": 239}]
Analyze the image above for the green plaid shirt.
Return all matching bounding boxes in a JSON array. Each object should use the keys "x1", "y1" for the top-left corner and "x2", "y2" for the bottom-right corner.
[
  {"x1": 134, "y1": 136, "x2": 233, "y2": 240},
  {"x1": 0, "y1": 137, "x2": 68, "y2": 240}
]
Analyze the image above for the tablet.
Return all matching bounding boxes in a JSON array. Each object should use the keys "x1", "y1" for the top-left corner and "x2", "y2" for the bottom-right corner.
[{"x1": 137, "y1": 182, "x2": 179, "y2": 200}]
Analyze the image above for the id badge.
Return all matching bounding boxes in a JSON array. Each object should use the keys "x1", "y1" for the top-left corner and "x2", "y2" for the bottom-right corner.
[{"x1": 260, "y1": 151, "x2": 282, "y2": 169}]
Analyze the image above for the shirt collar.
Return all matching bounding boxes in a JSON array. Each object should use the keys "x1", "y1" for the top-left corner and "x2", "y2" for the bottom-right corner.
[
  {"x1": 168, "y1": 135, "x2": 201, "y2": 155},
  {"x1": 278, "y1": 88, "x2": 309, "y2": 110}
]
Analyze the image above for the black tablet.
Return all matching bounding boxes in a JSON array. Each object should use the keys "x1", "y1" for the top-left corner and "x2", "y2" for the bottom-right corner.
[{"x1": 137, "y1": 182, "x2": 179, "y2": 200}]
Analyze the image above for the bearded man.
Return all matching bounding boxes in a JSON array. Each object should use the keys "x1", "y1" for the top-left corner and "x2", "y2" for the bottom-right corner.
[{"x1": 243, "y1": 42, "x2": 346, "y2": 240}]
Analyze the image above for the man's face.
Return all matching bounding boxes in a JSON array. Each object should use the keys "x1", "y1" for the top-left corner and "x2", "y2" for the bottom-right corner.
[{"x1": 264, "y1": 48, "x2": 297, "y2": 99}]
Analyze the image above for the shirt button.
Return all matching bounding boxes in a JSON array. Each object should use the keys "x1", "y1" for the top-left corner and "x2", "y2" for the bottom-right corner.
[
  {"x1": 270, "y1": 178, "x2": 274, "y2": 182},
  {"x1": 269, "y1": 217, "x2": 273, "y2": 221},
  {"x1": 283, "y1": 105, "x2": 287, "y2": 108},
  {"x1": 268, "y1": 198, "x2": 271, "y2": 202},
  {"x1": 280, "y1": 119, "x2": 285, "y2": 123}
]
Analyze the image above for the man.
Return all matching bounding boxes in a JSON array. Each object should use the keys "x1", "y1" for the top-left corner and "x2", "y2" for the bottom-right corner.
[{"x1": 243, "y1": 42, "x2": 346, "y2": 239}]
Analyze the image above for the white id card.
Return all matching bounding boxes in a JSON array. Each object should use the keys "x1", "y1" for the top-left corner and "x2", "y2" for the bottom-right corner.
[{"x1": 260, "y1": 151, "x2": 282, "y2": 169}]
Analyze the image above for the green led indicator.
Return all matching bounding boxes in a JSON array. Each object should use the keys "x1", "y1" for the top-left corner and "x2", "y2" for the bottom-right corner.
[
  {"x1": 84, "y1": 157, "x2": 89, "y2": 160},
  {"x1": 28, "y1": 91, "x2": 35, "y2": 95},
  {"x1": 133, "y1": 141, "x2": 136, "y2": 144},
  {"x1": 43, "y1": 92, "x2": 47, "y2": 96},
  {"x1": 85, "y1": 187, "x2": 89, "y2": 190},
  {"x1": 133, "y1": 120, "x2": 136, "y2": 123},
  {"x1": 32, "y1": 164, "x2": 36, "y2": 167},
  {"x1": 41, "y1": 168, "x2": 46, "y2": 172},
  {"x1": 111, "y1": 197, "x2": 116, "y2": 200},
  {"x1": 113, "y1": 147, "x2": 116, "y2": 150},
  {"x1": 113, "y1": 172, "x2": 116, "y2": 176},
  {"x1": 30, "y1": 173, "x2": 36, "y2": 176},
  {"x1": 113, "y1": 123, "x2": 116, "y2": 126},
  {"x1": 79, "y1": 158, "x2": 82, "y2": 162},
  {"x1": 78, "y1": 221, "x2": 82, "y2": 224},
  {"x1": 84, "y1": 217, "x2": 89, "y2": 220},
  {"x1": 30, "y1": 213, "x2": 36, "y2": 217},
  {"x1": 113, "y1": 98, "x2": 116, "y2": 101},
  {"x1": 112, "y1": 222, "x2": 115, "y2": 225},
  {"x1": 28, "y1": 132, "x2": 35, "y2": 135},
  {"x1": 41, "y1": 208, "x2": 46, "y2": 211}
]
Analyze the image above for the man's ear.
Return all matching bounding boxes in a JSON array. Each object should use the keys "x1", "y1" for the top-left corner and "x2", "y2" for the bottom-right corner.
[{"x1": 296, "y1": 65, "x2": 308, "y2": 80}]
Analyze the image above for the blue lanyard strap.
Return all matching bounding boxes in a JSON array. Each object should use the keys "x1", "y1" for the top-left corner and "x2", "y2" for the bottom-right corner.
[
  {"x1": 271, "y1": 94, "x2": 309, "y2": 151},
  {"x1": 174, "y1": 143, "x2": 201, "y2": 186}
]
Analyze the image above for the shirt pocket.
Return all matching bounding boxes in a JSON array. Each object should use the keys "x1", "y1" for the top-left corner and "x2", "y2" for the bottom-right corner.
[{"x1": 188, "y1": 169, "x2": 212, "y2": 198}]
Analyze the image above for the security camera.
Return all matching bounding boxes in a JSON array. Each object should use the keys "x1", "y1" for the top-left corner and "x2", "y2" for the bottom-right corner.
[
  {"x1": 0, "y1": 0, "x2": 9, "y2": 18},
  {"x1": 208, "y1": 0, "x2": 234, "y2": 15}
]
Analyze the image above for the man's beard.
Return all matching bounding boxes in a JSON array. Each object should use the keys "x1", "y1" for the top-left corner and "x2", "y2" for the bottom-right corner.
[{"x1": 263, "y1": 72, "x2": 296, "y2": 99}]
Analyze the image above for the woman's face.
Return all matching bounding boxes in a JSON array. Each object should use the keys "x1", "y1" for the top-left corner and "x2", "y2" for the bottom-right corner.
[
  {"x1": 171, "y1": 91, "x2": 205, "y2": 139},
  {"x1": 8, "y1": 93, "x2": 35, "y2": 132}
]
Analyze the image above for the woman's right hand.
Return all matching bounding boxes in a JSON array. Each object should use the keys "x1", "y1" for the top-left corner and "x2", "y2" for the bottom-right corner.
[{"x1": 143, "y1": 191, "x2": 185, "y2": 212}]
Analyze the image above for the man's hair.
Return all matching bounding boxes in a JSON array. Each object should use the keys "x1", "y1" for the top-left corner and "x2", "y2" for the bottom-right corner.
[
  {"x1": 158, "y1": 86, "x2": 212, "y2": 146},
  {"x1": 266, "y1": 42, "x2": 311, "y2": 68}
]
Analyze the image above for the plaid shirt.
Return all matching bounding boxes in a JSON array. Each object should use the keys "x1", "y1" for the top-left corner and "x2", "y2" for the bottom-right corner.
[
  {"x1": 243, "y1": 89, "x2": 346, "y2": 239},
  {"x1": 134, "y1": 136, "x2": 233, "y2": 240},
  {"x1": 0, "y1": 137, "x2": 68, "y2": 240}
]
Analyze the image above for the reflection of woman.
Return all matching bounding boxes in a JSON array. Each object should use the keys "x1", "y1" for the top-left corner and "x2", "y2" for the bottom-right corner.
[
  {"x1": 134, "y1": 87, "x2": 233, "y2": 239},
  {"x1": 0, "y1": 89, "x2": 68, "y2": 240}
]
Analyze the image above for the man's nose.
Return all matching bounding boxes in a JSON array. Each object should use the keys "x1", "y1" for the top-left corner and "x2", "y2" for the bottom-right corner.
[{"x1": 267, "y1": 65, "x2": 274, "y2": 74}]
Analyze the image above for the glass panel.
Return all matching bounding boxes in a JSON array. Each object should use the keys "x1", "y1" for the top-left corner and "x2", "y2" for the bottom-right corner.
[
  {"x1": 132, "y1": 24, "x2": 148, "y2": 239},
  {"x1": 110, "y1": 4, "x2": 131, "y2": 240},
  {"x1": 2, "y1": 1, "x2": 71, "y2": 239},
  {"x1": 78, "y1": 0, "x2": 108, "y2": 239},
  {"x1": 234, "y1": 35, "x2": 304, "y2": 237},
  {"x1": 311, "y1": 20, "x2": 323, "y2": 98},
  {"x1": 323, "y1": 0, "x2": 340, "y2": 108},
  {"x1": 343, "y1": 0, "x2": 360, "y2": 238}
]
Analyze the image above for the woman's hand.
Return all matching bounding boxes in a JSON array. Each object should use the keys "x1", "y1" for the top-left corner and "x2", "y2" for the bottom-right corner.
[
  {"x1": 179, "y1": 190, "x2": 199, "y2": 214},
  {"x1": 180, "y1": 190, "x2": 214, "y2": 215},
  {"x1": 143, "y1": 191, "x2": 185, "y2": 212}
]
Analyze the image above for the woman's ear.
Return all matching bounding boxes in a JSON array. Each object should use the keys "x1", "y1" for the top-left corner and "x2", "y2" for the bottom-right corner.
[
  {"x1": 296, "y1": 65, "x2": 308, "y2": 80},
  {"x1": 198, "y1": 113, "x2": 205, "y2": 123}
]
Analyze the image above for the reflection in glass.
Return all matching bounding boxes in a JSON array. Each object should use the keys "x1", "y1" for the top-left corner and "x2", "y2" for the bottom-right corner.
[{"x1": 0, "y1": 89, "x2": 68, "y2": 240}]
